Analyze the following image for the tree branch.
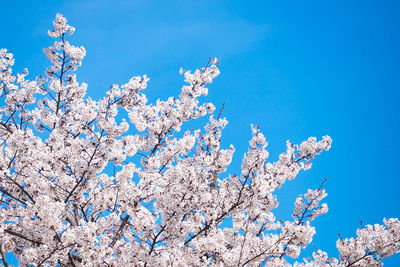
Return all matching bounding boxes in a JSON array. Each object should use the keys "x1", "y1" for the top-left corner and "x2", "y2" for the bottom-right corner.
[
  {"x1": 4, "y1": 229, "x2": 42, "y2": 246},
  {"x1": 0, "y1": 245, "x2": 8, "y2": 267},
  {"x1": 109, "y1": 214, "x2": 130, "y2": 248}
]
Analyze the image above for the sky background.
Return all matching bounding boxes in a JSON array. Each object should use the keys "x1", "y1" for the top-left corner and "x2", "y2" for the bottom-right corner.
[{"x1": 1, "y1": 0, "x2": 400, "y2": 265}]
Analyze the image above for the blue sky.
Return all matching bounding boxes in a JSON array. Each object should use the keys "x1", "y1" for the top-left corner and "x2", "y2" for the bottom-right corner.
[{"x1": 1, "y1": 0, "x2": 400, "y2": 265}]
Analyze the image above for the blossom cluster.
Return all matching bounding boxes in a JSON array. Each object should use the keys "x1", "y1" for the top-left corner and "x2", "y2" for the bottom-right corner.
[{"x1": 0, "y1": 14, "x2": 399, "y2": 266}]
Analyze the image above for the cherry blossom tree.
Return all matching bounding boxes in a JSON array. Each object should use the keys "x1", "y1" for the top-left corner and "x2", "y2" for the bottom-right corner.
[{"x1": 0, "y1": 14, "x2": 399, "y2": 266}]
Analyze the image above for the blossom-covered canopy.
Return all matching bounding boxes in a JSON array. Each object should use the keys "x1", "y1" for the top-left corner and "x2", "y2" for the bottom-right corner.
[{"x1": 0, "y1": 14, "x2": 399, "y2": 266}]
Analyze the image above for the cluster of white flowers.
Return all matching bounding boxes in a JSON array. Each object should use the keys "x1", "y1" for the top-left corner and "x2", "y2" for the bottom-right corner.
[
  {"x1": 293, "y1": 185, "x2": 328, "y2": 223},
  {"x1": 47, "y1": 13, "x2": 75, "y2": 38},
  {"x1": 0, "y1": 14, "x2": 399, "y2": 266}
]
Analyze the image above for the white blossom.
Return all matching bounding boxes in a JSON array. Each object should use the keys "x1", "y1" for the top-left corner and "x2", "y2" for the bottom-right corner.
[{"x1": 0, "y1": 14, "x2": 398, "y2": 267}]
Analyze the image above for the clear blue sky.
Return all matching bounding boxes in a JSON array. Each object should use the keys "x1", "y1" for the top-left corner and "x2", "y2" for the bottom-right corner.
[{"x1": 1, "y1": 0, "x2": 399, "y2": 265}]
